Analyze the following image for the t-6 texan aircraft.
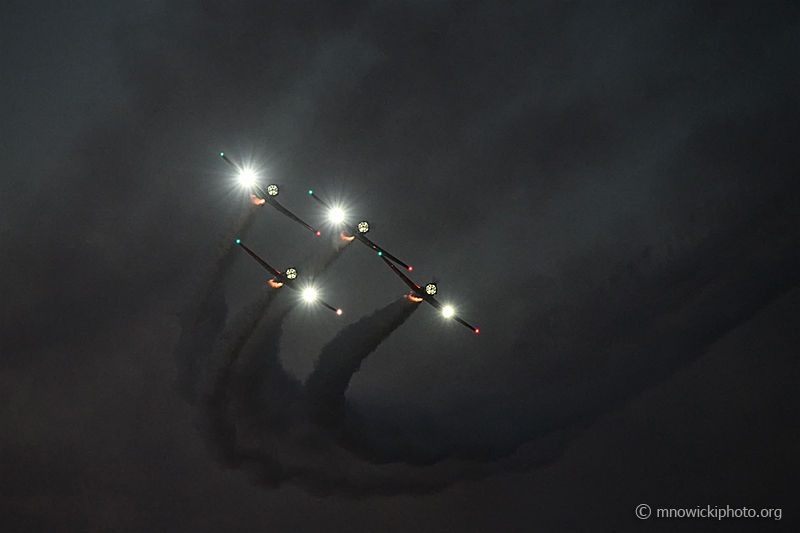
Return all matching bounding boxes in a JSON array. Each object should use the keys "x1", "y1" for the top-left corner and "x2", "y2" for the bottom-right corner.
[
  {"x1": 221, "y1": 153, "x2": 320, "y2": 236},
  {"x1": 308, "y1": 191, "x2": 413, "y2": 271},
  {"x1": 236, "y1": 239, "x2": 342, "y2": 315},
  {"x1": 380, "y1": 255, "x2": 479, "y2": 334}
]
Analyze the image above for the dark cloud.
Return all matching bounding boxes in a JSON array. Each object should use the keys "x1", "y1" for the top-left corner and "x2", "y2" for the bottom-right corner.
[{"x1": 2, "y1": 0, "x2": 797, "y2": 529}]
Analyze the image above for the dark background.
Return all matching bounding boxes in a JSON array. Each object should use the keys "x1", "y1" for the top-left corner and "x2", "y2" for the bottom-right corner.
[{"x1": 1, "y1": 1, "x2": 797, "y2": 531}]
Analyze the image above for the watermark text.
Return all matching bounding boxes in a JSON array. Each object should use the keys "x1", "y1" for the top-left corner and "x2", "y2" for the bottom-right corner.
[{"x1": 636, "y1": 504, "x2": 782, "y2": 521}]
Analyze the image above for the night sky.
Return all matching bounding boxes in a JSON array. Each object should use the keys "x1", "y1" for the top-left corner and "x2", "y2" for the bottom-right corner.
[{"x1": 2, "y1": 1, "x2": 798, "y2": 531}]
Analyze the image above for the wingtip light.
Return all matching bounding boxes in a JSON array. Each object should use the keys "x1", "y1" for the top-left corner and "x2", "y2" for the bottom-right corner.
[
  {"x1": 236, "y1": 239, "x2": 241, "y2": 244},
  {"x1": 336, "y1": 309, "x2": 343, "y2": 315},
  {"x1": 475, "y1": 328, "x2": 480, "y2": 334},
  {"x1": 316, "y1": 231, "x2": 321, "y2": 236}
]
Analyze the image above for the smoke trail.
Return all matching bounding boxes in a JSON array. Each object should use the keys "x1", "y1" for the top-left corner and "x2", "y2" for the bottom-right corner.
[
  {"x1": 305, "y1": 296, "x2": 420, "y2": 429},
  {"x1": 184, "y1": 219, "x2": 797, "y2": 496},
  {"x1": 174, "y1": 199, "x2": 261, "y2": 400},
  {"x1": 223, "y1": 232, "x2": 353, "y2": 418},
  {"x1": 183, "y1": 224, "x2": 798, "y2": 497},
  {"x1": 194, "y1": 233, "x2": 353, "y2": 464},
  {"x1": 182, "y1": 255, "x2": 586, "y2": 495},
  {"x1": 195, "y1": 287, "x2": 281, "y2": 464},
  {"x1": 182, "y1": 232, "x2": 532, "y2": 495},
  {"x1": 232, "y1": 413, "x2": 576, "y2": 498},
  {"x1": 303, "y1": 232, "x2": 354, "y2": 278}
]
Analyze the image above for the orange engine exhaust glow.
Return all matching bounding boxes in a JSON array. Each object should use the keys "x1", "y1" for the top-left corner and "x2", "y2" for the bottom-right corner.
[
  {"x1": 250, "y1": 194, "x2": 266, "y2": 206},
  {"x1": 408, "y1": 292, "x2": 423, "y2": 303},
  {"x1": 268, "y1": 279, "x2": 284, "y2": 289},
  {"x1": 340, "y1": 232, "x2": 356, "y2": 242}
]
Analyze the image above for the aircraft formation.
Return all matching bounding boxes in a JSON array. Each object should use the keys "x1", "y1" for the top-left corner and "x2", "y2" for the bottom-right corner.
[{"x1": 220, "y1": 152, "x2": 479, "y2": 334}]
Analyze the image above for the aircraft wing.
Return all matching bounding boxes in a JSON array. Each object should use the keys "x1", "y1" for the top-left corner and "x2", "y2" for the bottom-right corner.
[
  {"x1": 424, "y1": 295, "x2": 478, "y2": 333},
  {"x1": 274, "y1": 277, "x2": 341, "y2": 314},
  {"x1": 425, "y1": 295, "x2": 443, "y2": 310},
  {"x1": 221, "y1": 153, "x2": 238, "y2": 170},
  {"x1": 359, "y1": 234, "x2": 412, "y2": 271},
  {"x1": 237, "y1": 241, "x2": 283, "y2": 279},
  {"x1": 316, "y1": 298, "x2": 342, "y2": 315},
  {"x1": 267, "y1": 198, "x2": 320, "y2": 235},
  {"x1": 453, "y1": 315, "x2": 479, "y2": 333},
  {"x1": 380, "y1": 255, "x2": 422, "y2": 294},
  {"x1": 309, "y1": 191, "x2": 333, "y2": 210},
  {"x1": 380, "y1": 256, "x2": 478, "y2": 333},
  {"x1": 310, "y1": 191, "x2": 410, "y2": 268}
]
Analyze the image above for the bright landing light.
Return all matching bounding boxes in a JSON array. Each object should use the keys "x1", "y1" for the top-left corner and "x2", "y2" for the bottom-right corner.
[
  {"x1": 303, "y1": 288, "x2": 318, "y2": 302},
  {"x1": 442, "y1": 306, "x2": 454, "y2": 318},
  {"x1": 239, "y1": 169, "x2": 257, "y2": 187},
  {"x1": 329, "y1": 208, "x2": 345, "y2": 224}
]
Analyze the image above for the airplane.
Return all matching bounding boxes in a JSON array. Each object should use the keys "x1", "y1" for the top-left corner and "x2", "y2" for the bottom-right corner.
[
  {"x1": 307, "y1": 190, "x2": 413, "y2": 271},
  {"x1": 221, "y1": 152, "x2": 320, "y2": 236},
  {"x1": 379, "y1": 255, "x2": 479, "y2": 333},
  {"x1": 236, "y1": 239, "x2": 342, "y2": 315}
]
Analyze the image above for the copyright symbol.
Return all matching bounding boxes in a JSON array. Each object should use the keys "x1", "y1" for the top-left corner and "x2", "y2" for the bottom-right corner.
[{"x1": 636, "y1": 504, "x2": 651, "y2": 519}]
